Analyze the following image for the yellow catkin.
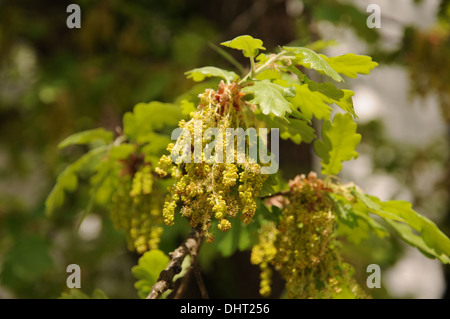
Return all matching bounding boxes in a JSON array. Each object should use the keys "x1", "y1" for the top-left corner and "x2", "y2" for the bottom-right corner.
[
  {"x1": 155, "y1": 82, "x2": 268, "y2": 241},
  {"x1": 110, "y1": 164, "x2": 164, "y2": 254},
  {"x1": 251, "y1": 173, "x2": 367, "y2": 299}
]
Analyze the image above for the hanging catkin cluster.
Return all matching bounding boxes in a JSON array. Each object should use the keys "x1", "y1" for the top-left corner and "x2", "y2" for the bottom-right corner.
[
  {"x1": 251, "y1": 172, "x2": 366, "y2": 298},
  {"x1": 156, "y1": 81, "x2": 268, "y2": 242},
  {"x1": 110, "y1": 163, "x2": 164, "y2": 254}
]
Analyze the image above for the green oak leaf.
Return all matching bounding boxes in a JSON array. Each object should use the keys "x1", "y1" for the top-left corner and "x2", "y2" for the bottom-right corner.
[
  {"x1": 108, "y1": 143, "x2": 136, "y2": 160},
  {"x1": 258, "y1": 172, "x2": 280, "y2": 198},
  {"x1": 313, "y1": 120, "x2": 332, "y2": 163},
  {"x1": 132, "y1": 249, "x2": 170, "y2": 299},
  {"x1": 179, "y1": 99, "x2": 197, "y2": 115},
  {"x1": 89, "y1": 158, "x2": 119, "y2": 207},
  {"x1": 305, "y1": 39, "x2": 339, "y2": 52},
  {"x1": 45, "y1": 146, "x2": 108, "y2": 215},
  {"x1": 320, "y1": 53, "x2": 378, "y2": 78},
  {"x1": 185, "y1": 66, "x2": 238, "y2": 84},
  {"x1": 59, "y1": 289, "x2": 108, "y2": 299},
  {"x1": 58, "y1": 128, "x2": 113, "y2": 149},
  {"x1": 288, "y1": 84, "x2": 332, "y2": 120},
  {"x1": 262, "y1": 115, "x2": 315, "y2": 144},
  {"x1": 328, "y1": 193, "x2": 388, "y2": 244},
  {"x1": 0, "y1": 235, "x2": 53, "y2": 285},
  {"x1": 334, "y1": 89, "x2": 357, "y2": 118},
  {"x1": 353, "y1": 189, "x2": 450, "y2": 264},
  {"x1": 221, "y1": 35, "x2": 266, "y2": 58},
  {"x1": 307, "y1": 81, "x2": 345, "y2": 101},
  {"x1": 283, "y1": 46, "x2": 344, "y2": 82},
  {"x1": 314, "y1": 113, "x2": 361, "y2": 176},
  {"x1": 123, "y1": 101, "x2": 182, "y2": 144},
  {"x1": 242, "y1": 80, "x2": 294, "y2": 118},
  {"x1": 255, "y1": 68, "x2": 282, "y2": 81},
  {"x1": 302, "y1": 74, "x2": 357, "y2": 118}
]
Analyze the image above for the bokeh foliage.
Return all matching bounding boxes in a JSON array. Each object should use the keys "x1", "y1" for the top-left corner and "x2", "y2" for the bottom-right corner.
[{"x1": 0, "y1": 0, "x2": 449, "y2": 298}]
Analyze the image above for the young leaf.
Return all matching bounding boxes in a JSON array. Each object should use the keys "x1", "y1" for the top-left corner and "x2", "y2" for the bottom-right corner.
[
  {"x1": 314, "y1": 113, "x2": 361, "y2": 176},
  {"x1": 108, "y1": 143, "x2": 136, "y2": 160},
  {"x1": 185, "y1": 66, "x2": 238, "y2": 84},
  {"x1": 45, "y1": 146, "x2": 108, "y2": 215},
  {"x1": 255, "y1": 69, "x2": 282, "y2": 81},
  {"x1": 221, "y1": 35, "x2": 266, "y2": 58},
  {"x1": 258, "y1": 172, "x2": 280, "y2": 198},
  {"x1": 302, "y1": 74, "x2": 357, "y2": 118},
  {"x1": 123, "y1": 102, "x2": 183, "y2": 143},
  {"x1": 59, "y1": 290, "x2": 91, "y2": 299},
  {"x1": 353, "y1": 190, "x2": 450, "y2": 264},
  {"x1": 307, "y1": 81, "x2": 345, "y2": 101},
  {"x1": 132, "y1": 249, "x2": 170, "y2": 299},
  {"x1": 283, "y1": 46, "x2": 344, "y2": 82},
  {"x1": 89, "y1": 159, "x2": 119, "y2": 207},
  {"x1": 262, "y1": 115, "x2": 315, "y2": 144},
  {"x1": 59, "y1": 288, "x2": 108, "y2": 299},
  {"x1": 328, "y1": 192, "x2": 388, "y2": 244},
  {"x1": 305, "y1": 39, "x2": 339, "y2": 52},
  {"x1": 179, "y1": 99, "x2": 197, "y2": 115},
  {"x1": 334, "y1": 90, "x2": 357, "y2": 118},
  {"x1": 320, "y1": 53, "x2": 378, "y2": 78},
  {"x1": 58, "y1": 128, "x2": 113, "y2": 149},
  {"x1": 313, "y1": 120, "x2": 332, "y2": 163},
  {"x1": 288, "y1": 84, "x2": 333, "y2": 121},
  {"x1": 242, "y1": 80, "x2": 294, "y2": 118}
]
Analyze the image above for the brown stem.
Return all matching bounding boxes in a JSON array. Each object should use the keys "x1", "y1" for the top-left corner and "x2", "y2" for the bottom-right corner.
[
  {"x1": 172, "y1": 253, "x2": 209, "y2": 299},
  {"x1": 259, "y1": 190, "x2": 290, "y2": 200},
  {"x1": 146, "y1": 227, "x2": 203, "y2": 299},
  {"x1": 194, "y1": 266, "x2": 209, "y2": 299}
]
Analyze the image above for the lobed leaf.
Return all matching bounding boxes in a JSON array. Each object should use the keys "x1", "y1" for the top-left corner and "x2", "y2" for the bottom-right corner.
[
  {"x1": 132, "y1": 249, "x2": 170, "y2": 299},
  {"x1": 288, "y1": 84, "x2": 333, "y2": 121},
  {"x1": 45, "y1": 146, "x2": 108, "y2": 215},
  {"x1": 353, "y1": 190, "x2": 450, "y2": 264},
  {"x1": 262, "y1": 115, "x2": 315, "y2": 145},
  {"x1": 314, "y1": 113, "x2": 361, "y2": 176},
  {"x1": 302, "y1": 74, "x2": 357, "y2": 118},
  {"x1": 242, "y1": 80, "x2": 294, "y2": 118},
  {"x1": 320, "y1": 53, "x2": 378, "y2": 78},
  {"x1": 314, "y1": 120, "x2": 332, "y2": 163},
  {"x1": 58, "y1": 128, "x2": 113, "y2": 149},
  {"x1": 59, "y1": 289, "x2": 108, "y2": 299},
  {"x1": 334, "y1": 89, "x2": 357, "y2": 118},
  {"x1": 329, "y1": 193, "x2": 388, "y2": 244},
  {"x1": 123, "y1": 101, "x2": 183, "y2": 144},
  {"x1": 283, "y1": 46, "x2": 344, "y2": 82},
  {"x1": 307, "y1": 81, "x2": 345, "y2": 101},
  {"x1": 258, "y1": 173, "x2": 280, "y2": 198},
  {"x1": 221, "y1": 35, "x2": 265, "y2": 58},
  {"x1": 185, "y1": 66, "x2": 239, "y2": 84}
]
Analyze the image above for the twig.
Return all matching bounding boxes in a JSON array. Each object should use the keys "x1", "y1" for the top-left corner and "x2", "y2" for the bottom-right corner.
[
  {"x1": 173, "y1": 250, "x2": 209, "y2": 299},
  {"x1": 228, "y1": 0, "x2": 268, "y2": 35},
  {"x1": 259, "y1": 189, "x2": 291, "y2": 200},
  {"x1": 194, "y1": 266, "x2": 209, "y2": 299},
  {"x1": 208, "y1": 42, "x2": 245, "y2": 75},
  {"x1": 173, "y1": 268, "x2": 192, "y2": 299},
  {"x1": 146, "y1": 228, "x2": 203, "y2": 299}
]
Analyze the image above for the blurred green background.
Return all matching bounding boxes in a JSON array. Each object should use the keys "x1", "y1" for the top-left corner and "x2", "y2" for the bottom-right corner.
[{"x1": 0, "y1": 0, "x2": 449, "y2": 298}]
